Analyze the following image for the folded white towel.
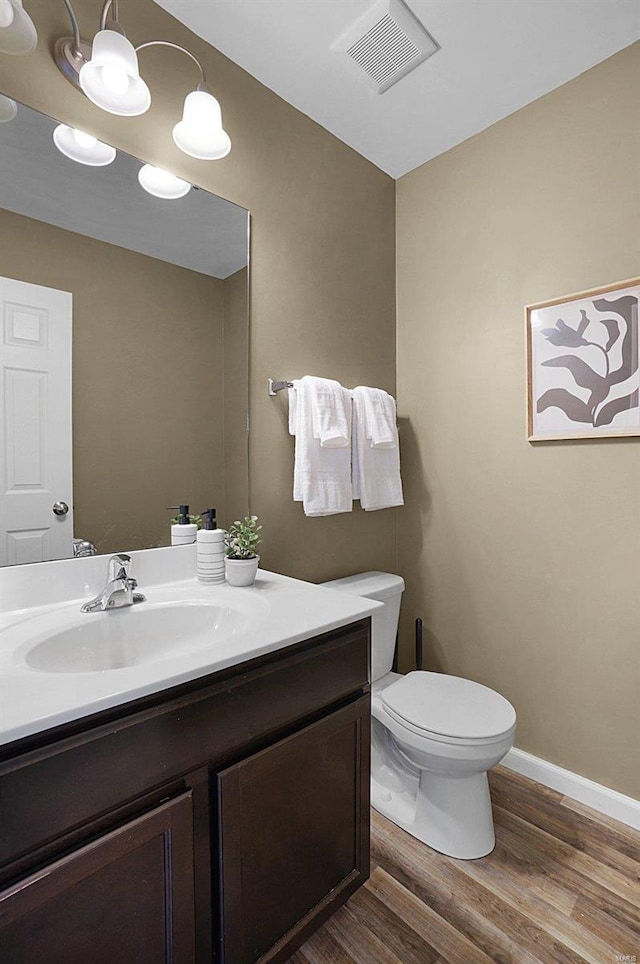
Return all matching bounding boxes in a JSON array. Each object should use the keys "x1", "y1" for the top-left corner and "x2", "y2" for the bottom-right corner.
[
  {"x1": 358, "y1": 386, "x2": 397, "y2": 448},
  {"x1": 352, "y1": 386, "x2": 404, "y2": 511},
  {"x1": 310, "y1": 377, "x2": 351, "y2": 448},
  {"x1": 289, "y1": 376, "x2": 353, "y2": 516}
]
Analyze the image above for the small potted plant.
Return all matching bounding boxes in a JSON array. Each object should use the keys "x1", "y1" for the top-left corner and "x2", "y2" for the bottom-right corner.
[{"x1": 225, "y1": 515, "x2": 262, "y2": 587}]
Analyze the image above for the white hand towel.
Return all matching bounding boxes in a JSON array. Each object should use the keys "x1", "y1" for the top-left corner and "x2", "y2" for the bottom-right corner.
[
  {"x1": 289, "y1": 376, "x2": 353, "y2": 516},
  {"x1": 311, "y1": 378, "x2": 351, "y2": 448},
  {"x1": 360, "y1": 387, "x2": 397, "y2": 448},
  {"x1": 352, "y1": 386, "x2": 404, "y2": 511}
]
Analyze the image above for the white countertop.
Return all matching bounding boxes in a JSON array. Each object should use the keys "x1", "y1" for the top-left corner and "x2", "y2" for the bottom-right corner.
[{"x1": 0, "y1": 549, "x2": 379, "y2": 748}]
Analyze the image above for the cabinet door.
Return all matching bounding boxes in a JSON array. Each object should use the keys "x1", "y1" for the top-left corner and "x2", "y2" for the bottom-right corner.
[
  {"x1": 0, "y1": 792, "x2": 195, "y2": 964},
  {"x1": 217, "y1": 695, "x2": 370, "y2": 964}
]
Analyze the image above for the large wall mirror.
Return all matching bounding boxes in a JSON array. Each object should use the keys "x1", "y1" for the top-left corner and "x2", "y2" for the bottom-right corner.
[{"x1": 0, "y1": 98, "x2": 249, "y2": 566}]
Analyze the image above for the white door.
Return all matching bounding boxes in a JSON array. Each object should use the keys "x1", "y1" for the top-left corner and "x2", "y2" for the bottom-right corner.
[{"x1": 0, "y1": 277, "x2": 73, "y2": 565}]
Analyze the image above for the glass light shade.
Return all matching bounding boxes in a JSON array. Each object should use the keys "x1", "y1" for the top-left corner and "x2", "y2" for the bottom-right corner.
[
  {"x1": 138, "y1": 164, "x2": 190, "y2": 200},
  {"x1": 0, "y1": 2, "x2": 14, "y2": 28},
  {"x1": 79, "y1": 29, "x2": 151, "y2": 116},
  {"x1": 172, "y1": 90, "x2": 231, "y2": 160},
  {"x1": 0, "y1": 93, "x2": 17, "y2": 123},
  {"x1": 0, "y1": 0, "x2": 37, "y2": 55},
  {"x1": 53, "y1": 125, "x2": 117, "y2": 166}
]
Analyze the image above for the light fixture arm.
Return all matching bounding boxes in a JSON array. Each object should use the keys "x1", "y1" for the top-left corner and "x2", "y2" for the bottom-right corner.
[
  {"x1": 134, "y1": 40, "x2": 208, "y2": 91},
  {"x1": 100, "y1": 0, "x2": 120, "y2": 32},
  {"x1": 61, "y1": 0, "x2": 81, "y2": 54},
  {"x1": 60, "y1": 0, "x2": 119, "y2": 47},
  {"x1": 56, "y1": 1, "x2": 207, "y2": 92},
  {"x1": 56, "y1": 0, "x2": 93, "y2": 87}
]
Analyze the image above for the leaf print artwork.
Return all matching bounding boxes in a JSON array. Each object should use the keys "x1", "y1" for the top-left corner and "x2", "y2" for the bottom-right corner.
[
  {"x1": 540, "y1": 315, "x2": 590, "y2": 349},
  {"x1": 527, "y1": 281, "x2": 640, "y2": 440}
]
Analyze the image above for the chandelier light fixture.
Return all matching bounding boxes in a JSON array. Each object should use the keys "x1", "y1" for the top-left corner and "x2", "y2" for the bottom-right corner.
[
  {"x1": 79, "y1": 26, "x2": 151, "y2": 116},
  {"x1": 173, "y1": 89, "x2": 231, "y2": 160},
  {"x1": 54, "y1": 0, "x2": 231, "y2": 159},
  {"x1": 0, "y1": 0, "x2": 37, "y2": 55}
]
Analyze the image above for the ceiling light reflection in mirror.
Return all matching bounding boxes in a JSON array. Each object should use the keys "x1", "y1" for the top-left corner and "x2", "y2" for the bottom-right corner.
[{"x1": 53, "y1": 124, "x2": 117, "y2": 166}]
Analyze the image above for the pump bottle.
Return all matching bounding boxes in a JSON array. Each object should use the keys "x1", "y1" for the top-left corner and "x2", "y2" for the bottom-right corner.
[
  {"x1": 167, "y1": 505, "x2": 198, "y2": 546},
  {"x1": 197, "y1": 508, "x2": 225, "y2": 584}
]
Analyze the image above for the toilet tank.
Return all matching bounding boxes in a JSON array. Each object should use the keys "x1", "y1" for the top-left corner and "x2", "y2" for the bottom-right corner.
[{"x1": 320, "y1": 572, "x2": 405, "y2": 682}]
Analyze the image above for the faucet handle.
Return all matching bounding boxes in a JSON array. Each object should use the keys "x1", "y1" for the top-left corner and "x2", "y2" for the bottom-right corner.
[{"x1": 108, "y1": 553, "x2": 131, "y2": 581}]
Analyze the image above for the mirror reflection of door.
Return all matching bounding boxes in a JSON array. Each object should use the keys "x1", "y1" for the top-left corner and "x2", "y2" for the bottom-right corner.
[{"x1": 0, "y1": 276, "x2": 73, "y2": 564}]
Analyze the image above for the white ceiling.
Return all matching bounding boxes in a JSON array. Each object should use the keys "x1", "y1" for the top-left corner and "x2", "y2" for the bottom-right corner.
[
  {"x1": 155, "y1": 0, "x2": 640, "y2": 178},
  {"x1": 0, "y1": 103, "x2": 248, "y2": 279}
]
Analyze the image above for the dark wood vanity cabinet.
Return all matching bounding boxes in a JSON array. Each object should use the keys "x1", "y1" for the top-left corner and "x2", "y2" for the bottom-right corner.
[
  {"x1": 0, "y1": 793, "x2": 196, "y2": 964},
  {"x1": 0, "y1": 620, "x2": 371, "y2": 964},
  {"x1": 218, "y1": 697, "x2": 369, "y2": 964}
]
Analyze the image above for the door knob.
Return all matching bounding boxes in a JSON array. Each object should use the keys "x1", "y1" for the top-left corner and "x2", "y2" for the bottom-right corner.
[{"x1": 52, "y1": 501, "x2": 69, "y2": 516}]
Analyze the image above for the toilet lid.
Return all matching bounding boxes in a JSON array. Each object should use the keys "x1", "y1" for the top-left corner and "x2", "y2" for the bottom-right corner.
[{"x1": 381, "y1": 671, "x2": 516, "y2": 740}]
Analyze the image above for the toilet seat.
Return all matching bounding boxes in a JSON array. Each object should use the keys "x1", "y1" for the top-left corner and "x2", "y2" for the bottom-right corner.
[{"x1": 381, "y1": 671, "x2": 516, "y2": 746}]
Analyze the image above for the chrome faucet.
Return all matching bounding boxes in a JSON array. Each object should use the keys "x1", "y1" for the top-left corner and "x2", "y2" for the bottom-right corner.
[{"x1": 81, "y1": 554, "x2": 146, "y2": 613}]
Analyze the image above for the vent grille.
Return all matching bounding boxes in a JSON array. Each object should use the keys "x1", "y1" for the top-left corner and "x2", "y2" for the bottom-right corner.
[
  {"x1": 346, "y1": 15, "x2": 421, "y2": 87},
  {"x1": 332, "y1": 0, "x2": 439, "y2": 94}
]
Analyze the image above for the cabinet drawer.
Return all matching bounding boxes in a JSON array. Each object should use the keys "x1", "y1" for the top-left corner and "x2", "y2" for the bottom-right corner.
[
  {"x1": 0, "y1": 792, "x2": 195, "y2": 964},
  {"x1": 0, "y1": 620, "x2": 369, "y2": 878}
]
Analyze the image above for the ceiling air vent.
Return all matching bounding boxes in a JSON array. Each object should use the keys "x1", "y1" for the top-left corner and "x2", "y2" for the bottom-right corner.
[{"x1": 332, "y1": 0, "x2": 439, "y2": 94}]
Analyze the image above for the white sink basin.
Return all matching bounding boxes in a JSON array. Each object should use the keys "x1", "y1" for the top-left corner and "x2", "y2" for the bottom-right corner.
[
  {"x1": 0, "y1": 556, "x2": 381, "y2": 746},
  {"x1": 7, "y1": 590, "x2": 269, "y2": 674}
]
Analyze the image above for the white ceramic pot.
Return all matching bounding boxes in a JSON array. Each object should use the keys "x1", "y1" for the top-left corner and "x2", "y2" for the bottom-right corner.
[{"x1": 225, "y1": 555, "x2": 259, "y2": 587}]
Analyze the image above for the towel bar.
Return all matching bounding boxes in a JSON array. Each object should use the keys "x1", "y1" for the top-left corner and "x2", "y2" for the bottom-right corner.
[{"x1": 268, "y1": 378, "x2": 294, "y2": 395}]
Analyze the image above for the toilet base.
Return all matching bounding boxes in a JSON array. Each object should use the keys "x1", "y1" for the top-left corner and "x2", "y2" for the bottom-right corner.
[
  {"x1": 371, "y1": 765, "x2": 496, "y2": 860},
  {"x1": 370, "y1": 677, "x2": 514, "y2": 860}
]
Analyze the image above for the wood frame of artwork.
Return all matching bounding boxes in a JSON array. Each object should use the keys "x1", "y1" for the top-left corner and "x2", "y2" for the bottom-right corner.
[{"x1": 526, "y1": 278, "x2": 640, "y2": 441}]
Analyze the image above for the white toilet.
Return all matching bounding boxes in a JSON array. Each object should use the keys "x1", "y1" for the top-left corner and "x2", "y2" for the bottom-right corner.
[{"x1": 322, "y1": 572, "x2": 516, "y2": 859}]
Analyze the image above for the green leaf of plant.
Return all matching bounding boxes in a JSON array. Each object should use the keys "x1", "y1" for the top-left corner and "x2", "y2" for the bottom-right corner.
[{"x1": 225, "y1": 514, "x2": 262, "y2": 558}]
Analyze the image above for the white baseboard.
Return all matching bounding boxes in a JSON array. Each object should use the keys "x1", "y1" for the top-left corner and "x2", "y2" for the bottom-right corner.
[{"x1": 502, "y1": 748, "x2": 640, "y2": 831}]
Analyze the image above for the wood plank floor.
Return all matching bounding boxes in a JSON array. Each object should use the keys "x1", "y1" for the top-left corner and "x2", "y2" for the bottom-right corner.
[{"x1": 289, "y1": 766, "x2": 640, "y2": 964}]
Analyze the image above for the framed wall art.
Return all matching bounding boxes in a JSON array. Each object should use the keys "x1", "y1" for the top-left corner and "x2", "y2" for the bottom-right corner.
[{"x1": 526, "y1": 278, "x2": 639, "y2": 441}]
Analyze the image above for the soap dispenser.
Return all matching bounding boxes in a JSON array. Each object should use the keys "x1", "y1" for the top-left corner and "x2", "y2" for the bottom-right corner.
[
  {"x1": 167, "y1": 504, "x2": 198, "y2": 546},
  {"x1": 197, "y1": 508, "x2": 225, "y2": 584}
]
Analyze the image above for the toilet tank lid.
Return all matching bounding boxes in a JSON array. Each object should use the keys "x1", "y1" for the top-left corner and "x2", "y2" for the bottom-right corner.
[{"x1": 320, "y1": 571, "x2": 405, "y2": 601}]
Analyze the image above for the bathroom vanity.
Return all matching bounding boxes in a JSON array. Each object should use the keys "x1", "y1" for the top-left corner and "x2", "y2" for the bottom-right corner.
[{"x1": 0, "y1": 554, "x2": 378, "y2": 964}]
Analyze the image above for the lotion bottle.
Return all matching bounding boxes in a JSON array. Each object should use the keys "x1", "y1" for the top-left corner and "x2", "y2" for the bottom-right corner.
[
  {"x1": 197, "y1": 508, "x2": 225, "y2": 584},
  {"x1": 167, "y1": 504, "x2": 198, "y2": 546}
]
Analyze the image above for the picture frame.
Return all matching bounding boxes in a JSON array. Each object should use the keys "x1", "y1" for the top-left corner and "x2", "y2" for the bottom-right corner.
[{"x1": 526, "y1": 278, "x2": 640, "y2": 441}]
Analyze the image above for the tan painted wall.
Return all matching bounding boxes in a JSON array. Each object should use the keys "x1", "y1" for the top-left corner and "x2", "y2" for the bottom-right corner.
[
  {"x1": 0, "y1": 0, "x2": 397, "y2": 581},
  {"x1": 0, "y1": 208, "x2": 226, "y2": 553},
  {"x1": 396, "y1": 44, "x2": 640, "y2": 797},
  {"x1": 8, "y1": 0, "x2": 631, "y2": 797}
]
